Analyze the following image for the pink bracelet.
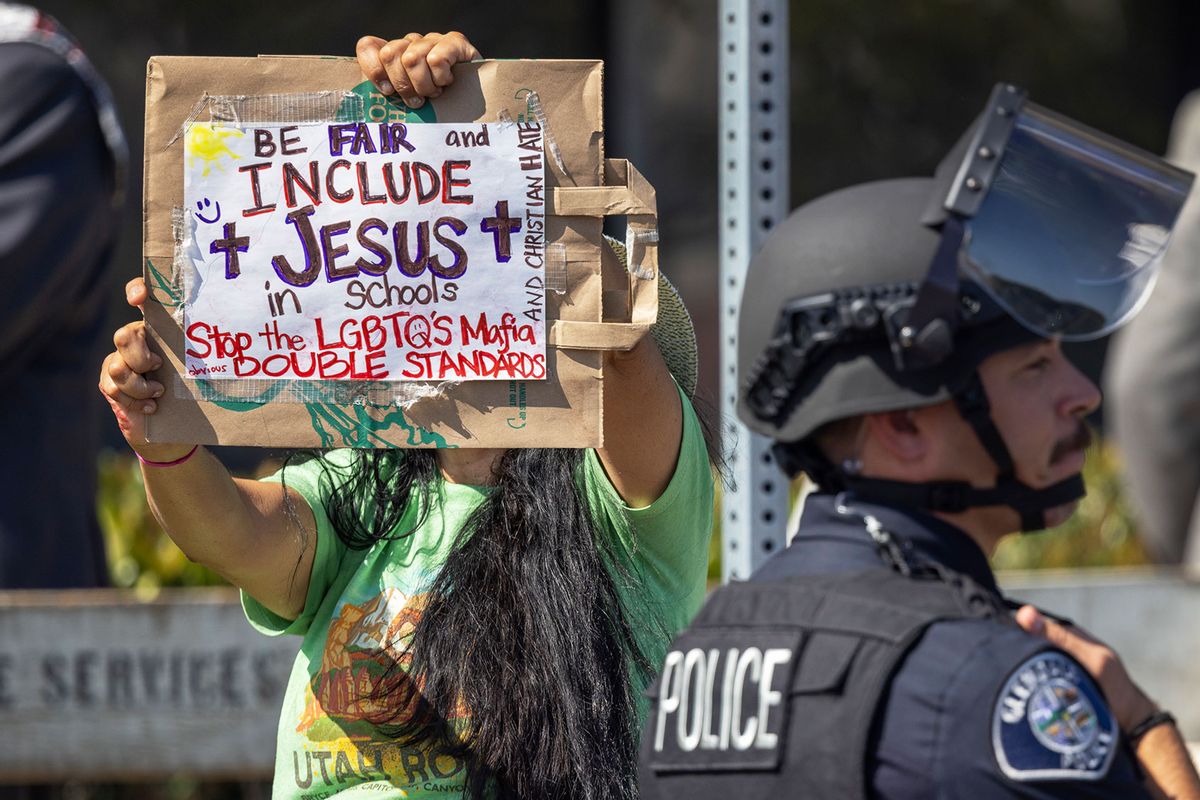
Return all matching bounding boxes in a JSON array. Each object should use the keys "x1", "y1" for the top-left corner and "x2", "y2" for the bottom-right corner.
[{"x1": 137, "y1": 445, "x2": 200, "y2": 468}]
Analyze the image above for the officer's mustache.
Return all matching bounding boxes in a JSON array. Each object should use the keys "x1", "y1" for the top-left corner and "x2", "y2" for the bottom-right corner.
[{"x1": 1049, "y1": 422, "x2": 1093, "y2": 466}]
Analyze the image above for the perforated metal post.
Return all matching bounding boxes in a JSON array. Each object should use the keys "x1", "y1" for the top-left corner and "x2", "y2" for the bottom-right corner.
[{"x1": 719, "y1": 0, "x2": 790, "y2": 582}]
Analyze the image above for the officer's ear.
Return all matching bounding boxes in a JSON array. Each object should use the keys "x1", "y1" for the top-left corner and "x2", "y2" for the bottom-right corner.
[{"x1": 863, "y1": 409, "x2": 929, "y2": 465}]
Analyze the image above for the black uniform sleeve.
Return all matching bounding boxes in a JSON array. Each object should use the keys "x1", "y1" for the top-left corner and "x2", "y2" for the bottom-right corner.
[{"x1": 930, "y1": 625, "x2": 1151, "y2": 798}]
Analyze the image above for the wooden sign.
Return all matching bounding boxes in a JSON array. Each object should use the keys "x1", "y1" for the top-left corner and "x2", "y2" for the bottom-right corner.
[{"x1": 0, "y1": 589, "x2": 297, "y2": 782}]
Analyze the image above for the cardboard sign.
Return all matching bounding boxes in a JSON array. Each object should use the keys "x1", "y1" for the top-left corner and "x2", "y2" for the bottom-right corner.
[
  {"x1": 181, "y1": 120, "x2": 548, "y2": 383},
  {"x1": 142, "y1": 56, "x2": 659, "y2": 449}
]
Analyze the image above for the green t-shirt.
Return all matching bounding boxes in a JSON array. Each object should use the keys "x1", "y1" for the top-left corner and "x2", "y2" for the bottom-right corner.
[{"x1": 243, "y1": 390, "x2": 714, "y2": 799}]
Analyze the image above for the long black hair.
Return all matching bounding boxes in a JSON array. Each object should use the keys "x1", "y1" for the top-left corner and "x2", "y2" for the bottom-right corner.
[
  {"x1": 293, "y1": 447, "x2": 648, "y2": 799},
  {"x1": 286, "y1": 400, "x2": 724, "y2": 799}
]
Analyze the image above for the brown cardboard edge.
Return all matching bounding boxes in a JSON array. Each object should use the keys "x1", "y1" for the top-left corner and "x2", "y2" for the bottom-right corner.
[{"x1": 141, "y1": 57, "x2": 609, "y2": 449}]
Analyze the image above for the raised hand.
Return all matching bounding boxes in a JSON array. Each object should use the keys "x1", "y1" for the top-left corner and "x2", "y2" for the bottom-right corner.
[
  {"x1": 356, "y1": 32, "x2": 481, "y2": 109},
  {"x1": 97, "y1": 277, "x2": 190, "y2": 461}
]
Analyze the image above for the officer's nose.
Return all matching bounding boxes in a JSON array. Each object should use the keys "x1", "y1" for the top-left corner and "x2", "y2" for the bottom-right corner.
[{"x1": 1060, "y1": 356, "x2": 1101, "y2": 419}]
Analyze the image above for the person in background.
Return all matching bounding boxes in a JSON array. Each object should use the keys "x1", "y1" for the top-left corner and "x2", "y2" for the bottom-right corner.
[
  {"x1": 99, "y1": 31, "x2": 718, "y2": 800},
  {"x1": 1107, "y1": 90, "x2": 1200, "y2": 568},
  {"x1": 0, "y1": 4, "x2": 125, "y2": 588}
]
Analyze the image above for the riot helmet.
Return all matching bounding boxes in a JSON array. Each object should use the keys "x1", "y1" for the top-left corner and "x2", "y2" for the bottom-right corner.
[{"x1": 738, "y1": 83, "x2": 1194, "y2": 531}]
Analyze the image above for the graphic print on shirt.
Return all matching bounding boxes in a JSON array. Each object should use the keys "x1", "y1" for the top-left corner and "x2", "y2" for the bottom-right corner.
[{"x1": 291, "y1": 587, "x2": 468, "y2": 795}]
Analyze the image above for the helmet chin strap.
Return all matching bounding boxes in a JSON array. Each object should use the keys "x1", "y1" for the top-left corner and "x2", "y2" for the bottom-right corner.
[
  {"x1": 842, "y1": 370, "x2": 1086, "y2": 532},
  {"x1": 843, "y1": 473, "x2": 1085, "y2": 532}
]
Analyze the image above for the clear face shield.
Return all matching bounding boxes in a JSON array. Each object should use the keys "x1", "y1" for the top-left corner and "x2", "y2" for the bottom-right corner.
[{"x1": 923, "y1": 84, "x2": 1194, "y2": 344}]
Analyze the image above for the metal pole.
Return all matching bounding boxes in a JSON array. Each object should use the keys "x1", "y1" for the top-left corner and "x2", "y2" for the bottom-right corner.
[{"x1": 718, "y1": 0, "x2": 790, "y2": 582}]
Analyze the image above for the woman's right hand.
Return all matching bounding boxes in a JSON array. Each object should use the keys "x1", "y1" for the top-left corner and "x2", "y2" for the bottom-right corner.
[
  {"x1": 355, "y1": 31, "x2": 481, "y2": 109},
  {"x1": 98, "y1": 277, "x2": 188, "y2": 460}
]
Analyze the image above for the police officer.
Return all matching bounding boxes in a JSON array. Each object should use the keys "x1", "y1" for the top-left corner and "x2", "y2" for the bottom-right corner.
[{"x1": 639, "y1": 84, "x2": 1200, "y2": 798}]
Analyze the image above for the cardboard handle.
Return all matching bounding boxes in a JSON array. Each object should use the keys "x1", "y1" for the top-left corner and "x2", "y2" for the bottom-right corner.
[
  {"x1": 548, "y1": 321, "x2": 650, "y2": 350},
  {"x1": 548, "y1": 160, "x2": 659, "y2": 351}
]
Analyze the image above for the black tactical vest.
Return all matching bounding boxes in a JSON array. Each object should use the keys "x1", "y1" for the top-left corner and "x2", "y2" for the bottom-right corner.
[{"x1": 639, "y1": 565, "x2": 1011, "y2": 800}]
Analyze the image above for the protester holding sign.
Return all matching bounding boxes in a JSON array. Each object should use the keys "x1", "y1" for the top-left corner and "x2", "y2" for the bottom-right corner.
[{"x1": 99, "y1": 31, "x2": 716, "y2": 800}]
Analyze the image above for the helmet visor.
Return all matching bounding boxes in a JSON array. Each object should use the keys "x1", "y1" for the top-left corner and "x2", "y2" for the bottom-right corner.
[{"x1": 961, "y1": 102, "x2": 1194, "y2": 340}]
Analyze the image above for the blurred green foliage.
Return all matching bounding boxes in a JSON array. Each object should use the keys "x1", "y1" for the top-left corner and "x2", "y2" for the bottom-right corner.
[
  {"x1": 992, "y1": 441, "x2": 1150, "y2": 570},
  {"x1": 96, "y1": 450, "x2": 226, "y2": 590},
  {"x1": 707, "y1": 491, "x2": 723, "y2": 584}
]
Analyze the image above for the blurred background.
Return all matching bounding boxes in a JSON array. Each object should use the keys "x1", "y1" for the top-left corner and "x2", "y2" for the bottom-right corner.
[
  {"x1": 10, "y1": 0, "x2": 1200, "y2": 795},
  {"x1": 42, "y1": 0, "x2": 1200, "y2": 588}
]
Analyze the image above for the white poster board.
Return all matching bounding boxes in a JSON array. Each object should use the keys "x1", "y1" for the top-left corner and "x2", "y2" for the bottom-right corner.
[{"x1": 182, "y1": 120, "x2": 546, "y2": 383}]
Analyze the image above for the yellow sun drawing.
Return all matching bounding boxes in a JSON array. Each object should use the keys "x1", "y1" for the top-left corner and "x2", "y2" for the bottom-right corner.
[{"x1": 186, "y1": 123, "x2": 243, "y2": 176}]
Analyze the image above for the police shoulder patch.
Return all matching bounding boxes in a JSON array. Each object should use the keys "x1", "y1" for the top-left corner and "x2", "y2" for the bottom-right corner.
[{"x1": 992, "y1": 650, "x2": 1117, "y2": 782}]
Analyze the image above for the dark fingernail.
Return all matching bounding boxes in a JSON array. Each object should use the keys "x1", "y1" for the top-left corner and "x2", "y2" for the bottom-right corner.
[
  {"x1": 151, "y1": 356, "x2": 163, "y2": 369},
  {"x1": 430, "y1": 89, "x2": 442, "y2": 98},
  {"x1": 404, "y1": 96, "x2": 425, "y2": 108}
]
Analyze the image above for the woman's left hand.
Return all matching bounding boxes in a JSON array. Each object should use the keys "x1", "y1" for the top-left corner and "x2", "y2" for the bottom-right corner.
[{"x1": 356, "y1": 32, "x2": 481, "y2": 109}]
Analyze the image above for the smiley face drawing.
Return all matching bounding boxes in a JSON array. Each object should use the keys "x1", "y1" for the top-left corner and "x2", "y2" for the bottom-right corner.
[{"x1": 195, "y1": 197, "x2": 221, "y2": 224}]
